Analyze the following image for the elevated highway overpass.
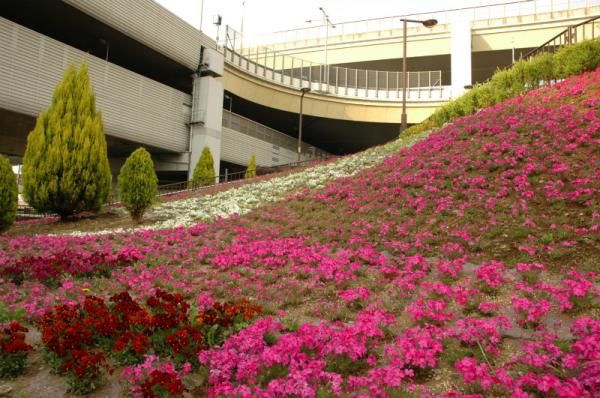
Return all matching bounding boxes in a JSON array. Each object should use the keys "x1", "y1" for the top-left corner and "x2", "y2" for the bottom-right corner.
[{"x1": 0, "y1": 0, "x2": 598, "y2": 182}]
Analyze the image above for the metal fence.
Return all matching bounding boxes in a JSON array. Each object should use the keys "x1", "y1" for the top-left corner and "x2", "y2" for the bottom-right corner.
[
  {"x1": 15, "y1": 155, "x2": 333, "y2": 220},
  {"x1": 222, "y1": 110, "x2": 329, "y2": 157},
  {"x1": 156, "y1": 157, "x2": 331, "y2": 197},
  {"x1": 523, "y1": 14, "x2": 600, "y2": 58},
  {"x1": 253, "y1": 0, "x2": 600, "y2": 47},
  {"x1": 223, "y1": 26, "x2": 447, "y2": 101}
]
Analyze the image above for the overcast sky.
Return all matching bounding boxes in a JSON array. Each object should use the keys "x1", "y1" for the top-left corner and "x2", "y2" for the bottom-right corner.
[{"x1": 154, "y1": 0, "x2": 527, "y2": 39}]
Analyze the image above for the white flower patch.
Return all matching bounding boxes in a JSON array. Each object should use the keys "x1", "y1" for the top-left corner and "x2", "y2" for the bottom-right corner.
[{"x1": 64, "y1": 132, "x2": 430, "y2": 236}]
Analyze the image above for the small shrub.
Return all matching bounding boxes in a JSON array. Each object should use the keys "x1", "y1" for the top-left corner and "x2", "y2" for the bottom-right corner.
[
  {"x1": 244, "y1": 154, "x2": 257, "y2": 179},
  {"x1": 523, "y1": 53, "x2": 555, "y2": 88},
  {"x1": 0, "y1": 155, "x2": 17, "y2": 232},
  {"x1": 118, "y1": 147, "x2": 158, "y2": 223},
  {"x1": 471, "y1": 83, "x2": 495, "y2": 109},
  {"x1": 190, "y1": 146, "x2": 215, "y2": 188}
]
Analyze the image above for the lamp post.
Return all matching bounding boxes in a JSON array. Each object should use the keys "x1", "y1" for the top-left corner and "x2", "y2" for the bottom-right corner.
[
  {"x1": 240, "y1": 0, "x2": 246, "y2": 50},
  {"x1": 307, "y1": 8, "x2": 335, "y2": 87},
  {"x1": 400, "y1": 18, "x2": 437, "y2": 134},
  {"x1": 199, "y1": 0, "x2": 204, "y2": 32},
  {"x1": 214, "y1": 15, "x2": 222, "y2": 49},
  {"x1": 298, "y1": 87, "x2": 311, "y2": 162}
]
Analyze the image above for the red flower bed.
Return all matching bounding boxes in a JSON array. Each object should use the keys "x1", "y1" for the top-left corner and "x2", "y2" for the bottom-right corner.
[
  {"x1": 37, "y1": 289, "x2": 261, "y2": 393},
  {"x1": 1, "y1": 247, "x2": 142, "y2": 286},
  {"x1": 0, "y1": 321, "x2": 33, "y2": 378}
]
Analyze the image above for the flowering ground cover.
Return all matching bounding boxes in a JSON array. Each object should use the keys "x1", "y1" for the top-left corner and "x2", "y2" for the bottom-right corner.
[{"x1": 0, "y1": 69, "x2": 599, "y2": 397}]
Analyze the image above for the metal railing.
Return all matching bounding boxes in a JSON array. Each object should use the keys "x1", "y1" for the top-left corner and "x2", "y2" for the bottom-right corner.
[
  {"x1": 14, "y1": 156, "x2": 333, "y2": 220},
  {"x1": 222, "y1": 110, "x2": 330, "y2": 158},
  {"x1": 222, "y1": 26, "x2": 448, "y2": 101},
  {"x1": 156, "y1": 156, "x2": 331, "y2": 197},
  {"x1": 522, "y1": 14, "x2": 600, "y2": 58},
  {"x1": 251, "y1": 0, "x2": 600, "y2": 48}
]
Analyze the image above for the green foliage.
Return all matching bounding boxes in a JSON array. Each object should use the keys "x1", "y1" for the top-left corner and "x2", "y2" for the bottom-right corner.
[
  {"x1": 245, "y1": 154, "x2": 257, "y2": 179},
  {"x1": 0, "y1": 353, "x2": 28, "y2": 378},
  {"x1": 190, "y1": 146, "x2": 215, "y2": 188},
  {"x1": 66, "y1": 372, "x2": 101, "y2": 395},
  {"x1": 0, "y1": 302, "x2": 26, "y2": 324},
  {"x1": 554, "y1": 39, "x2": 600, "y2": 78},
  {"x1": 324, "y1": 353, "x2": 370, "y2": 376},
  {"x1": 402, "y1": 38, "x2": 600, "y2": 138},
  {"x1": 22, "y1": 64, "x2": 112, "y2": 220},
  {"x1": 0, "y1": 156, "x2": 17, "y2": 232},
  {"x1": 523, "y1": 53, "x2": 555, "y2": 89},
  {"x1": 258, "y1": 364, "x2": 289, "y2": 388},
  {"x1": 263, "y1": 332, "x2": 279, "y2": 347},
  {"x1": 118, "y1": 147, "x2": 158, "y2": 223}
]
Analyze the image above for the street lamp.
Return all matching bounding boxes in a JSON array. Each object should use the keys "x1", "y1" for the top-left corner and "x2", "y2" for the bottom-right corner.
[
  {"x1": 399, "y1": 18, "x2": 437, "y2": 134},
  {"x1": 307, "y1": 7, "x2": 335, "y2": 87},
  {"x1": 213, "y1": 15, "x2": 222, "y2": 49},
  {"x1": 298, "y1": 86, "x2": 311, "y2": 162}
]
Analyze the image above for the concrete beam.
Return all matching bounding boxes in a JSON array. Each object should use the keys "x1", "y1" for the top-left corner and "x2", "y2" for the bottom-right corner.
[{"x1": 221, "y1": 65, "x2": 446, "y2": 124}]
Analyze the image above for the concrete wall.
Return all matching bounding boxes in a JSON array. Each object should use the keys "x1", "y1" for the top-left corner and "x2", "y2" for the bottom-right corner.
[
  {"x1": 62, "y1": 0, "x2": 213, "y2": 71},
  {"x1": 0, "y1": 16, "x2": 191, "y2": 153},
  {"x1": 222, "y1": 127, "x2": 306, "y2": 167}
]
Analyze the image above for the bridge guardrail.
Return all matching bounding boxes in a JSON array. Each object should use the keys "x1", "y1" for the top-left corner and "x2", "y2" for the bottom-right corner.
[
  {"x1": 522, "y1": 14, "x2": 600, "y2": 58},
  {"x1": 222, "y1": 26, "x2": 450, "y2": 101}
]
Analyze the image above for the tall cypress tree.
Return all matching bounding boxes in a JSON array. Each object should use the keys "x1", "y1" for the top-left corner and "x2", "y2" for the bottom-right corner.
[
  {"x1": 244, "y1": 154, "x2": 257, "y2": 178},
  {"x1": 22, "y1": 64, "x2": 112, "y2": 219},
  {"x1": 190, "y1": 146, "x2": 215, "y2": 188},
  {"x1": 0, "y1": 156, "x2": 18, "y2": 232}
]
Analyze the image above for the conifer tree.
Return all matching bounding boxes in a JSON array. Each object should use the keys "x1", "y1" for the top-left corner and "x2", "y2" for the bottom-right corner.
[
  {"x1": 190, "y1": 146, "x2": 215, "y2": 187},
  {"x1": 118, "y1": 147, "x2": 157, "y2": 223},
  {"x1": 244, "y1": 154, "x2": 257, "y2": 179},
  {"x1": 0, "y1": 156, "x2": 17, "y2": 232},
  {"x1": 22, "y1": 64, "x2": 112, "y2": 219}
]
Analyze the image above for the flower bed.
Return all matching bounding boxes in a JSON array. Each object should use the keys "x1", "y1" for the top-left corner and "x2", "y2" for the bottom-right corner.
[
  {"x1": 0, "y1": 69, "x2": 599, "y2": 396},
  {"x1": 37, "y1": 289, "x2": 261, "y2": 393}
]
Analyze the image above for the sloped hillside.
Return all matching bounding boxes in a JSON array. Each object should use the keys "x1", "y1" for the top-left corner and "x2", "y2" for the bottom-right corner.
[{"x1": 0, "y1": 69, "x2": 598, "y2": 397}]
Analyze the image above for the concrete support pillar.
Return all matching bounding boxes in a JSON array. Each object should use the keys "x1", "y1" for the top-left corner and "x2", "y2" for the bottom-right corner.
[
  {"x1": 188, "y1": 75, "x2": 224, "y2": 181},
  {"x1": 450, "y1": 19, "x2": 472, "y2": 98}
]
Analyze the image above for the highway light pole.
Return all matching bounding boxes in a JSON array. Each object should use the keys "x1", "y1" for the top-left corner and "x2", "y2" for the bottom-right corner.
[
  {"x1": 307, "y1": 8, "x2": 335, "y2": 87},
  {"x1": 400, "y1": 18, "x2": 438, "y2": 134},
  {"x1": 298, "y1": 87, "x2": 311, "y2": 162}
]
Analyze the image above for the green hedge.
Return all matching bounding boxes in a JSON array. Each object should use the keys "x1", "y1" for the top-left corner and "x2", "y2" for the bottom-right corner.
[{"x1": 402, "y1": 38, "x2": 600, "y2": 138}]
